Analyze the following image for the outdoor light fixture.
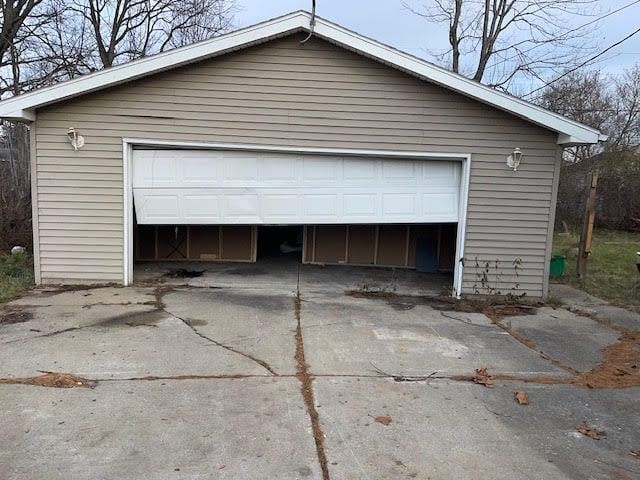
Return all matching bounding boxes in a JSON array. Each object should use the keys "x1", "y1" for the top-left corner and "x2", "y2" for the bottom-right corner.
[
  {"x1": 67, "y1": 127, "x2": 85, "y2": 150},
  {"x1": 507, "y1": 147, "x2": 522, "y2": 171}
]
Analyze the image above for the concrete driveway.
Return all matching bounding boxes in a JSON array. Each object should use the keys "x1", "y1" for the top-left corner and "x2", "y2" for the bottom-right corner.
[{"x1": 0, "y1": 262, "x2": 638, "y2": 479}]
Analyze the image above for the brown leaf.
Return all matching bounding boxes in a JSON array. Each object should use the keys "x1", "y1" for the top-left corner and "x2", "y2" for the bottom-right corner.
[
  {"x1": 514, "y1": 391, "x2": 529, "y2": 405},
  {"x1": 630, "y1": 450, "x2": 640, "y2": 459},
  {"x1": 577, "y1": 423, "x2": 606, "y2": 440},
  {"x1": 472, "y1": 367, "x2": 494, "y2": 388},
  {"x1": 375, "y1": 415, "x2": 392, "y2": 426}
]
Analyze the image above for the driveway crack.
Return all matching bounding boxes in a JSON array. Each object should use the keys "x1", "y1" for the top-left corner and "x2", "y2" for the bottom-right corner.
[
  {"x1": 294, "y1": 266, "x2": 331, "y2": 480},
  {"x1": 164, "y1": 308, "x2": 279, "y2": 376}
]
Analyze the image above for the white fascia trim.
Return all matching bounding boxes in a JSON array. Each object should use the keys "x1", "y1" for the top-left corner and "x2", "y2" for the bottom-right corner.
[
  {"x1": 454, "y1": 155, "x2": 471, "y2": 298},
  {"x1": 558, "y1": 132, "x2": 609, "y2": 146},
  {"x1": 122, "y1": 141, "x2": 134, "y2": 285},
  {"x1": 0, "y1": 11, "x2": 309, "y2": 120},
  {"x1": 0, "y1": 10, "x2": 602, "y2": 144}
]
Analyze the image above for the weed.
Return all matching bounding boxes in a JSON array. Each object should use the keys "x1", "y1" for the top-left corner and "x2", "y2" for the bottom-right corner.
[{"x1": 0, "y1": 253, "x2": 34, "y2": 303}]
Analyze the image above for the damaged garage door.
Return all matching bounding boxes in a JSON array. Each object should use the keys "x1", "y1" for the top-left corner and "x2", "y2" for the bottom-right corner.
[{"x1": 132, "y1": 149, "x2": 461, "y2": 225}]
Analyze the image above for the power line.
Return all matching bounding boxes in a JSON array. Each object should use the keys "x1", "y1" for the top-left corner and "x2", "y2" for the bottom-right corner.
[
  {"x1": 524, "y1": 26, "x2": 640, "y2": 98},
  {"x1": 483, "y1": 0, "x2": 640, "y2": 72}
]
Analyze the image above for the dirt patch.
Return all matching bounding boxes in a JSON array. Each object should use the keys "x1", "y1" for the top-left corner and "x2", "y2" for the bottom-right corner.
[
  {"x1": 0, "y1": 308, "x2": 32, "y2": 324},
  {"x1": 452, "y1": 372, "x2": 574, "y2": 386},
  {"x1": 572, "y1": 327, "x2": 640, "y2": 389},
  {"x1": 0, "y1": 372, "x2": 97, "y2": 389},
  {"x1": 294, "y1": 293, "x2": 330, "y2": 480},
  {"x1": 345, "y1": 290, "x2": 538, "y2": 321},
  {"x1": 455, "y1": 335, "x2": 639, "y2": 389},
  {"x1": 164, "y1": 269, "x2": 205, "y2": 278},
  {"x1": 36, "y1": 284, "x2": 121, "y2": 297}
]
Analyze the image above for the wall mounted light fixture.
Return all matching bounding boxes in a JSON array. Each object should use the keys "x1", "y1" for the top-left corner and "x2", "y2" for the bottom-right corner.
[
  {"x1": 507, "y1": 147, "x2": 522, "y2": 171},
  {"x1": 67, "y1": 127, "x2": 85, "y2": 150}
]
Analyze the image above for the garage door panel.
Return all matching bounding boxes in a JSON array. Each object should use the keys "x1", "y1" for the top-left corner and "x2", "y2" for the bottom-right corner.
[
  {"x1": 139, "y1": 194, "x2": 180, "y2": 221},
  {"x1": 182, "y1": 156, "x2": 218, "y2": 185},
  {"x1": 303, "y1": 194, "x2": 338, "y2": 218},
  {"x1": 133, "y1": 149, "x2": 461, "y2": 224},
  {"x1": 422, "y1": 192, "x2": 459, "y2": 216},
  {"x1": 382, "y1": 193, "x2": 417, "y2": 216},
  {"x1": 343, "y1": 194, "x2": 377, "y2": 217},
  {"x1": 383, "y1": 159, "x2": 416, "y2": 181}
]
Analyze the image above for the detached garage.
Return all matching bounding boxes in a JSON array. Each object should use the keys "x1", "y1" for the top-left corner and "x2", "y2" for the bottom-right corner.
[{"x1": 0, "y1": 11, "x2": 604, "y2": 297}]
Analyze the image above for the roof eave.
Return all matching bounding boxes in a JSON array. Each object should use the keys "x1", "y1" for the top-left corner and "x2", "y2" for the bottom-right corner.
[
  {"x1": 0, "y1": 10, "x2": 605, "y2": 144},
  {"x1": 0, "y1": 11, "x2": 309, "y2": 121},
  {"x1": 557, "y1": 132, "x2": 606, "y2": 146},
  {"x1": 3, "y1": 108, "x2": 35, "y2": 122}
]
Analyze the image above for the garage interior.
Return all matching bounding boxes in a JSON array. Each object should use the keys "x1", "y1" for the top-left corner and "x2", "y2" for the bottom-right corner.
[{"x1": 134, "y1": 223, "x2": 456, "y2": 273}]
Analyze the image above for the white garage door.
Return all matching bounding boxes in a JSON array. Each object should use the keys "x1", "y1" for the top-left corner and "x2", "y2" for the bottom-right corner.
[{"x1": 132, "y1": 149, "x2": 461, "y2": 225}]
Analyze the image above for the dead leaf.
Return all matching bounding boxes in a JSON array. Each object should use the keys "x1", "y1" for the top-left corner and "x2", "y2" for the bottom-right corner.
[
  {"x1": 375, "y1": 415, "x2": 392, "y2": 426},
  {"x1": 577, "y1": 423, "x2": 606, "y2": 440},
  {"x1": 218, "y1": 464, "x2": 226, "y2": 469},
  {"x1": 514, "y1": 391, "x2": 529, "y2": 405},
  {"x1": 629, "y1": 450, "x2": 640, "y2": 459},
  {"x1": 472, "y1": 367, "x2": 494, "y2": 388}
]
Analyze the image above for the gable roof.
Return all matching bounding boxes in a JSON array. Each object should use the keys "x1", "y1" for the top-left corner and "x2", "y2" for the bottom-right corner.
[{"x1": 0, "y1": 10, "x2": 605, "y2": 145}]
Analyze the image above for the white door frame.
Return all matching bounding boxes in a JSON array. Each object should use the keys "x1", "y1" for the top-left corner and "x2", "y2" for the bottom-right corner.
[{"x1": 122, "y1": 139, "x2": 471, "y2": 296}]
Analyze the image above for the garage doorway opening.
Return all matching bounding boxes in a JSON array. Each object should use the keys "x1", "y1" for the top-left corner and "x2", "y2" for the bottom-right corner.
[
  {"x1": 124, "y1": 142, "x2": 471, "y2": 294},
  {"x1": 257, "y1": 226, "x2": 303, "y2": 262},
  {"x1": 133, "y1": 223, "x2": 456, "y2": 273}
]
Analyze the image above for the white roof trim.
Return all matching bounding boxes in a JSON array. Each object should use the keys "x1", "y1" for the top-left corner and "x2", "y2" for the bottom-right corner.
[{"x1": 0, "y1": 10, "x2": 603, "y2": 145}]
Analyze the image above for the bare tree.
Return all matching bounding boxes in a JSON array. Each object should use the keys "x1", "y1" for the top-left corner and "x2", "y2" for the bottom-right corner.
[
  {"x1": 0, "y1": 0, "x2": 60, "y2": 96},
  {"x1": 539, "y1": 69, "x2": 610, "y2": 162},
  {"x1": 0, "y1": 0, "x2": 237, "y2": 251},
  {"x1": 0, "y1": 1, "x2": 43, "y2": 67},
  {"x1": 70, "y1": 0, "x2": 236, "y2": 68},
  {"x1": 609, "y1": 65, "x2": 640, "y2": 151},
  {"x1": 404, "y1": 0, "x2": 601, "y2": 89},
  {"x1": 540, "y1": 65, "x2": 640, "y2": 230}
]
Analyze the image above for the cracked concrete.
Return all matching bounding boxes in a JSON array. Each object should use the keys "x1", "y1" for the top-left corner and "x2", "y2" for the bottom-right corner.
[{"x1": 0, "y1": 263, "x2": 638, "y2": 479}]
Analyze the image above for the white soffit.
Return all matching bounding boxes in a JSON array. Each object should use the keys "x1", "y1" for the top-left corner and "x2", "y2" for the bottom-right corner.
[
  {"x1": 132, "y1": 149, "x2": 462, "y2": 225},
  {"x1": 0, "y1": 11, "x2": 603, "y2": 145}
]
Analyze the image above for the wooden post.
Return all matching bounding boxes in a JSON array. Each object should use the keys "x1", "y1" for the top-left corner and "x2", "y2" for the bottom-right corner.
[{"x1": 577, "y1": 173, "x2": 598, "y2": 278}]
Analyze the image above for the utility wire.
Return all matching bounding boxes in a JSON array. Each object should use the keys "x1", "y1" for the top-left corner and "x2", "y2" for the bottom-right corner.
[
  {"x1": 525, "y1": 26, "x2": 640, "y2": 97},
  {"x1": 486, "y1": 0, "x2": 640, "y2": 70}
]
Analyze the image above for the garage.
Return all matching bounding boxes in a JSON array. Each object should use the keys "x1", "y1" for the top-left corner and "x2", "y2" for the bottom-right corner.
[
  {"x1": 130, "y1": 146, "x2": 466, "y2": 289},
  {"x1": 0, "y1": 11, "x2": 603, "y2": 297}
]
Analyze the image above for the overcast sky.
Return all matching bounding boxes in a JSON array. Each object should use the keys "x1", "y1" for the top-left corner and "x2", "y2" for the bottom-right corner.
[{"x1": 235, "y1": 0, "x2": 640, "y2": 91}]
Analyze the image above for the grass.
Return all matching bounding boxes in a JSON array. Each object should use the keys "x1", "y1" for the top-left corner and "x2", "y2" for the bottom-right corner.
[
  {"x1": 0, "y1": 253, "x2": 34, "y2": 304},
  {"x1": 552, "y1": 229, "x2": 640, "y2": 312}
]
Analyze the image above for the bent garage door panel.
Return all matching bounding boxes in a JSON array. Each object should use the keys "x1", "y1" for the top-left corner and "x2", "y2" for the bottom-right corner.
[{"x1": 132, "y1": 149, "x2": 461, "y2": 225}]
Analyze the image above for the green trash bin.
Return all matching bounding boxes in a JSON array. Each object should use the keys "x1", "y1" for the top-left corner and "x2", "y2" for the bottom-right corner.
[{"x1": 550, "y1": 255, "x2": 566, "y2": 279}]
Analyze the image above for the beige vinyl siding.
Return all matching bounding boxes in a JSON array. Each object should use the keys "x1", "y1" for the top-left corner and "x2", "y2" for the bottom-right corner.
[{"x1": 35, "y1": 34, "x2": 559, "y2": 295}]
